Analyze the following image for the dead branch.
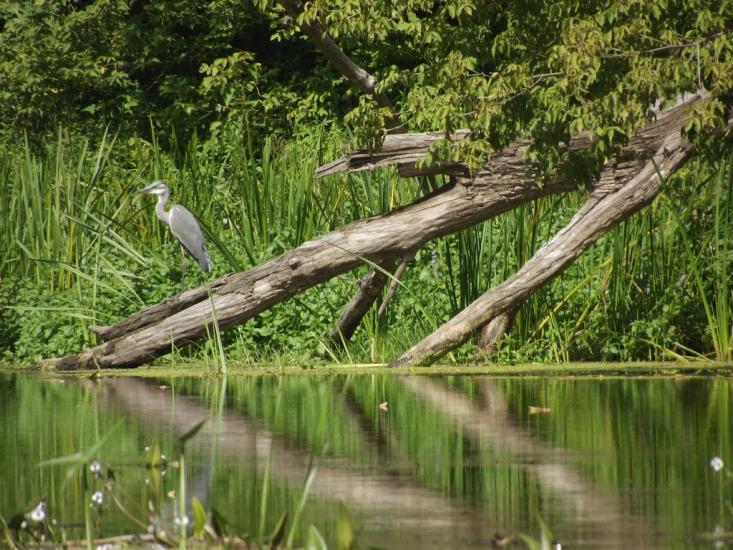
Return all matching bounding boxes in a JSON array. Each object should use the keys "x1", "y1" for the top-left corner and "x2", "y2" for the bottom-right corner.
[
  {"x1": 477, "y1": 306, "x2": 519, "y2": 355},
  {"x1": 276, "y1": 0, "x2": 401, "y2": 129},
  {"x1": 328, "y1": 259, "x2": 395, "y2": 346},
  {"x1": 389, "y1": 117, "x2": 695, "y2": 367},
  {"x1": 377, "y1": 250, "x2": 416, "y2": 319},
  {"x1": 48, "y1": 93, "x2": 710, "y2": 370}
]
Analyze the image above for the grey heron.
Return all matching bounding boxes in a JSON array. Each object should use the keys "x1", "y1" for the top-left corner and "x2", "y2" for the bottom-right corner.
[{"x1": 139, "y1": 180, "x2": 212, "y2": 274}]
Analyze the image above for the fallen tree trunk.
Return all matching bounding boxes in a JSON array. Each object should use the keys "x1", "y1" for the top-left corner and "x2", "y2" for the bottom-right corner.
[
  {"x1": 57, "y1": 179, "x2": 570, "y2": 369},
  {"x1": 328, "y1": 259, "x2": 394, "y2": 346},
  {"x1": 389, "y1": 126, "x2": 692, "y2": 367},
  {"x1": 477, "y1": 306, "x2": 519, "y2": 355},
  {"x1": 50, "y1": 92, "x2": 712, "y2": 370}
]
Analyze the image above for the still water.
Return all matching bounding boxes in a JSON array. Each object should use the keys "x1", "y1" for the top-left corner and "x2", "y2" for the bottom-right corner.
[{"x1": 0, "y1": 372, "x2": 731, "y2": 548}]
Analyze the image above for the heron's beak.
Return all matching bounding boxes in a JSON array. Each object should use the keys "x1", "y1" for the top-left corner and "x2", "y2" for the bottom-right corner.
[{"x1": 139, "y1": 180, "x2": 166, "y2": 194}]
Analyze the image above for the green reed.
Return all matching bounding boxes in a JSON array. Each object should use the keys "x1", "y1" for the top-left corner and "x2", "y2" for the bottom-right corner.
[
  {"x1": 3, "y1": 372, "x2": 732, "y2": 547},
  {"x1": 1, "y1": 123, "x2": 730, "y2": 364}
]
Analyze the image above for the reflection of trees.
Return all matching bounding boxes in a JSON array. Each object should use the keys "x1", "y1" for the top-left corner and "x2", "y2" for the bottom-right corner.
[
  {"x1": 100, "y1": 378, "x2": 488, "y2": 549},
  {"x1": 400, "y1": 376, "x2": 653, "y2": 548}
]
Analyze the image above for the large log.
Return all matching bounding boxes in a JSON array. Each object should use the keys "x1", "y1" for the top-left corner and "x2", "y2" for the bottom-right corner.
[
  {"x1": 389, "y1": 100, "x2": 700, "y2": 367},
  {"x1": 50, "y1": 92, "x2": 709, "y2": 369},
  {"x1": 54, "y1": 177, "x2": 571, "y2": 369}
]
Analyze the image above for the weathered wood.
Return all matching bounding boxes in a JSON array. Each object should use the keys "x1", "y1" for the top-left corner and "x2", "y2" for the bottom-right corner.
[
  {"x1": 328, "y1": 260, "x2": 394, "y2": 346},
  {"x1": 54, "y1": 179, "x2": 572, "y2": 369},
  {"x1": 319, "y1": 92, "x2": 710, "y2": 359},
  {"x1": 328, "y1": 177, "x2": 444, "y2": 347},
  {"x1": 389, "y1": 113, "x2": 696, "y2": 367},
  {"x1": 313, "y1": 123, "x2": 610, "y2": 179},
  {"x1": 315, "y1": 131, "x2": 471, "y2": 178},
  {"x1": 377, "y1": 251, "x2": 415, "y2": 319},
  {"x1": 477, "y1": 306, "x2": 519, "y2": 355},
  {"x1": 89, "y1": 279, "x2": 229, "y2": 341},
  {"x1": 50, "y1": 92, "x2": 711, "y2": 370}
]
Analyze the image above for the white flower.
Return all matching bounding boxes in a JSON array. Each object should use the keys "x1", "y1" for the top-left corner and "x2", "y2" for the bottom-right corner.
[
  {"x1": 91, "y1": 491, "x2": 104, "y2": 505},
  {"x1": 712, "y1": 524, "x2": 725, "y2": 548},
  {"x1": 29, "y1": 501, "x2": 46, "y2": 522},
  {"x1": 89, "y1": 460, "x2": 102, "y2": 476},
  {"x1": 174, "y1": 515, "x2": 190, "y2": 527},
  {"x1": 710, "y1": 456, "x2": 724, "y2": 472}
]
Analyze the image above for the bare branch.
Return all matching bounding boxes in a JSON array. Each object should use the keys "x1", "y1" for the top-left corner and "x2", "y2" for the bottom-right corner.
[
  {"x1": 328, "y1": 260, "x2": 394, "y2": 347},
  {"x1": 377, "y1": 249, "x2": 417, "y2": 319},
  {"x1": 389, "y1": 115, "x2": 696, "y2": 367},
  {"x1": 276, "y1": 0, "x2": 401, "y2": 130}
]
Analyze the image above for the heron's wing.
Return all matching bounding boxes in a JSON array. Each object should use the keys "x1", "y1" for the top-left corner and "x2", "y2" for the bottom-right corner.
[{"x1": 169, "y1": 205, "x2": 212, "y2": 272}]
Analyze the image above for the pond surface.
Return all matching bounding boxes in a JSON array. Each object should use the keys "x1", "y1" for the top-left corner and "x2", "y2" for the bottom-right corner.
[{"x1": 1, "y1": 372, "x2": 731, "y2": 548}]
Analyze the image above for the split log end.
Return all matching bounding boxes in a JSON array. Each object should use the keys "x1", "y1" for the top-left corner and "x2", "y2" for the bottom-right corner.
[
  {"x1": 37, "y1": 352, "x2": 92, "y2": 372},
  {"x1": 89, "y1": 324, "x2": 112, "y2": 340}
]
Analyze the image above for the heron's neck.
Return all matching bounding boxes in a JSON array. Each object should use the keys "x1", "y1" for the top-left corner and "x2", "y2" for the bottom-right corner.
[{"x1": 155, "y1": 192, "x2": 171, "y2": 224}]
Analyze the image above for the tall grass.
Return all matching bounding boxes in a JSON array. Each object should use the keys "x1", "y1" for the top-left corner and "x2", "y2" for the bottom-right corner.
[
  {"x1": 677, "y1": 155, "x2": 733, "y2": 361},
  {"x1": 0, "y1": 123, "x2": 417, "y2": 362},
  {"x1": 1, "y1": 124, "x2": 730, "y2": 364},
  {"x1": 434, "y1": 152, "x2": 733, "y2": 362}
]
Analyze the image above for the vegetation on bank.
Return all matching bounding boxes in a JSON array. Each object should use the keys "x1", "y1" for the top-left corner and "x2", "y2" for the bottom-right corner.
[
  {"x1": 1, "y1": 0, "x2": 732, "y2": 366},
  {"x1": 0, "y1": 123, "x2": 731, "y2": 365}
]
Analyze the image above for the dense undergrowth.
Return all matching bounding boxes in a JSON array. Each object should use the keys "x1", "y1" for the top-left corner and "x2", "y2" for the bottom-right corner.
[{"x1": 0, "y1": 123, "x2": 731, "y2": 366}]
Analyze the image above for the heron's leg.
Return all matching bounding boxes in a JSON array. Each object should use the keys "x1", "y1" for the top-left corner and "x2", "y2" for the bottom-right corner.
[{"x1": 179, "y1": 244, "x2": 187, "y2": 290}]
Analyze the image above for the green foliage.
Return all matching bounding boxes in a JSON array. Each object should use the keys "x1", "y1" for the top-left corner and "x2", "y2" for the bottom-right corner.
[
  {"x1": 0, "y1": 0, "x2": 343, "y2": 139},
  {"x1": 1, "y1": 1, "x2": 732, "y2": 365},
  {"x1": 263, "y1": 0, "x2": 733, "y2": 171}
]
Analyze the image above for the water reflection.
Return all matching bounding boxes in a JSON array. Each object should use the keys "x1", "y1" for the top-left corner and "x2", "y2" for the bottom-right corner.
[{"x1": 0, "y1": 373, "x2": 731, "y2": 548}]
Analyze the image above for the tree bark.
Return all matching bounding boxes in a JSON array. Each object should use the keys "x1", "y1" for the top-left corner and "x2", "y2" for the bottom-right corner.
[
  {"x1": 273, "y1": 0, "x2": 412, "y2": 339},
  {"x1": 328, "y1": 259, "x2": 394, "y2": 346},
  {"x1": 389, "y1": 123, "x2": 694, "y2": 367},
  {"x1": 49, "y1": 92, "x2": 713, "y2": 370},
  {"x1": 377, "y1": 253, "x2": 414, "y2": 319},
  {"x1": 52, "y1": 176, "x2": 572, "y2": 369},
  {"x1": 477, "y1": 306, "x2": 519, "y2": 355}
]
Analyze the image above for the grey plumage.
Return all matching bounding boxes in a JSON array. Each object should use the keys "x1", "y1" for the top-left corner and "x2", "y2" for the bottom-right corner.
[{"x1": 139, "y1": 180, "x2": 212, "y2": 272}]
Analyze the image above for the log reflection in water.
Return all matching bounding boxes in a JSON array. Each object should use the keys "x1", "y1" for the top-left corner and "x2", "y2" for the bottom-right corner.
[
  {"x1": 98, "y1": 378, "x2": 490, "y2": 548},
  {"x1": 400, "y1": 376, "x2": 653, "y2": 548}
]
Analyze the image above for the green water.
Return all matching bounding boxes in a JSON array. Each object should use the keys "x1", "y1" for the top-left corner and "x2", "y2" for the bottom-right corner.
[{"x1": 1, "y1": 372, "x2": 731, "y2": 548}]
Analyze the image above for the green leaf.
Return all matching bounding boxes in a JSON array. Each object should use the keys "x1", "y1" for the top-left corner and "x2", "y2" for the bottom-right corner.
[
  {"x1": 269, "y1": 511, "x2": 288, "y2": 548},
  {"x1": 191, "y1": 497, "x2": 208, "y2": 538},
  {"x1": 210, "y1": 507, "x2": 229, "y2": 538},
  {"x1": 178, "y1": 419, "x2": 206, "y2": 447},
  {"x1": 38, "y1": 419, "x2": 123, "y2": 467},
  {"x1": 305, "y1": 524, "x2": 328, "y2": 550},
  {"x1": 336, "y1": 503, "x2": 354, "y2": 550}
]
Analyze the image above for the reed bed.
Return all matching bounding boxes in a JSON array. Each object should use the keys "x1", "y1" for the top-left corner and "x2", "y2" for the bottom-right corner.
[{"x1": 1, "y1": 125, "x2": 730, "y2": 364}]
